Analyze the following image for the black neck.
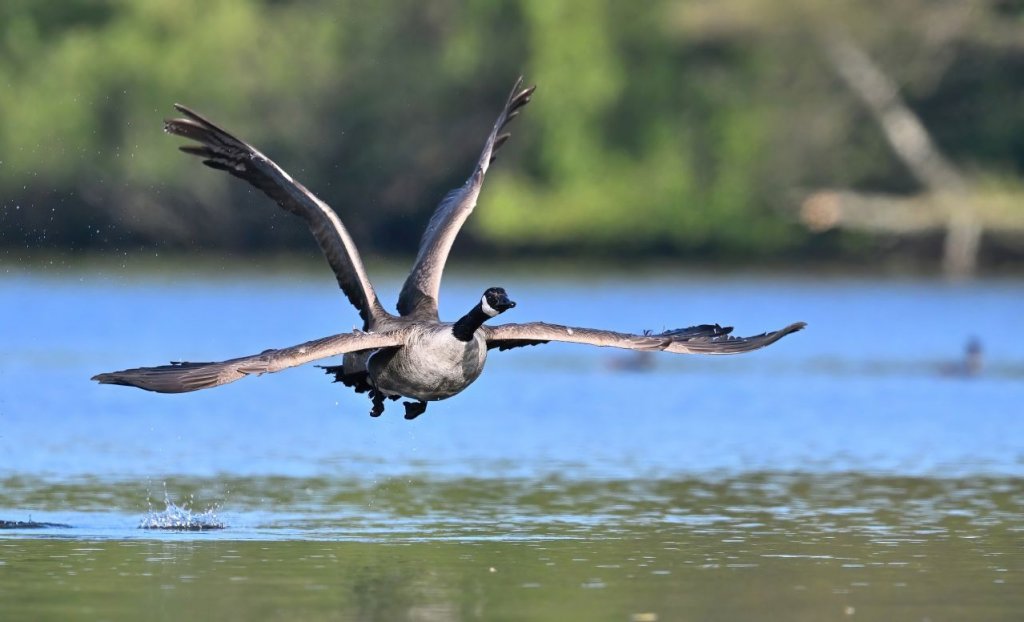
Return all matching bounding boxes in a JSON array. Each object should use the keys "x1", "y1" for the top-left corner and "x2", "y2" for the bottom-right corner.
[{"x1": 452, "y1": 303, "x2": 492, "y2": 342}]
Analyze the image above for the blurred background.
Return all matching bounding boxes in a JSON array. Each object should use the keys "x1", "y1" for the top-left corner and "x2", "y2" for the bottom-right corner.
[
  {"x1": 2, "y1": 0, "x2": 1024, "y2": 275},
  {"x1": 2, "y1": 2, "x2": 1023, "y2": 620}
]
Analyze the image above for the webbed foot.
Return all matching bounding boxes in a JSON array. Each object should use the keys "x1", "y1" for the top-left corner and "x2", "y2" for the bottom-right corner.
[
  {"x1": 370, "y1": 390, "x2": 386, "y2": 417},
  {"x1": 403, "y1": 400, "x2": 427, "y2": 420}
]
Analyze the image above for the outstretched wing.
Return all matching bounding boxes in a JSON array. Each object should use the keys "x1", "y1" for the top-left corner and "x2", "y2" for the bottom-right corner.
[
  {"x1": 92, "y1": 330, "x2": 408, "y2": 393},
  {"x1": 397, "y1": 78, "x2": 535, "y2": 319},
  {"x1": 662, "y1": 322, "x2": 806, "y2": 354},
  {"x1": 166, "y1": 105, "x2": 388, "y2": 327},
  {"x1": 485, "y1": 321, "x2": 806, "y2": 354}
]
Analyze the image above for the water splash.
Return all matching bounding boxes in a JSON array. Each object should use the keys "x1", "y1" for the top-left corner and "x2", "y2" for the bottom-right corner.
[{"x1": 139, "y1": 490, "x2": 225, "y2": 531}]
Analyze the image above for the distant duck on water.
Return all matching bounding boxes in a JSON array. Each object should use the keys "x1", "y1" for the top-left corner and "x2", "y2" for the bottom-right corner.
[
  {"x1": 939, "y1": 337, "x2": 983, "y2": 378},
  {"x1": 93, "y1": 77, "x2": 806, "y2": 419}
]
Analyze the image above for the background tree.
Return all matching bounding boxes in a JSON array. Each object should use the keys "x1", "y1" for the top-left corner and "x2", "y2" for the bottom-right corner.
[{"x1": 1, "y1": 0, "x2": 1022, "y2": 272}]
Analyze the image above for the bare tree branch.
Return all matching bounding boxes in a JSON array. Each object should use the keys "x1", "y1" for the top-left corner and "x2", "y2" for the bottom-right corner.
[
  {"x1": 802, "y1": 190, "x2": 1024, "y2": 234},
  {"x1": 820, "y1": 31, "x2": 981, "y2": 277}
]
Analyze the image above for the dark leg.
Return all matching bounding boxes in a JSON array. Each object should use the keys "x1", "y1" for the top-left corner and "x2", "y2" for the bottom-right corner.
[
  {"x1": 403, "y1": 400, "x2": 428, "y2": 420},
  {"x1": 370, "y1": 390, "x2": 386, "y2": 417}
]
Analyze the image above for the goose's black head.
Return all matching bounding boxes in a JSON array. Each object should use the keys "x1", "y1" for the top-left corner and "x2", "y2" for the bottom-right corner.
[
  {"x1": 481, "y1": 287, "x2": 516, "y2": 317},
  {"x1": 453, "y1": 287, "x2": 516, "y2": 341}
]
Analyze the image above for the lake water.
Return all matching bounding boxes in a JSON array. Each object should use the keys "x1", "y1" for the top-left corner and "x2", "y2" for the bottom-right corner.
[{"x1": 2, "y1": 267, "x2": 1022, "y2": 620}]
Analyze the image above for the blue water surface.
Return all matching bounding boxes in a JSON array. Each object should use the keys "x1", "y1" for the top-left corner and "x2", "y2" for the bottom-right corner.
[{"x1": 3, "y1": 269, "x2": 1021, "y2": 481}]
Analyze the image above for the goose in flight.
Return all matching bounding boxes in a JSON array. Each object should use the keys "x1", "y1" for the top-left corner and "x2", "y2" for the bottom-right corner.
[{"x1": 93, "y1": 78, "x2": 806, "y2": 419}]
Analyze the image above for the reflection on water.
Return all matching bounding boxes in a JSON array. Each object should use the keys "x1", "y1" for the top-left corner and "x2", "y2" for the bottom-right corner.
[
  {"x1": 1, "y1": 271, "x2": 1022, "y2": 619},
  {"x1": 1, "y1": 473, "x2": 1021, "y2": 620},
  {"x1": 2, "y1": 472, "x2": 1022, "y2": 542}
]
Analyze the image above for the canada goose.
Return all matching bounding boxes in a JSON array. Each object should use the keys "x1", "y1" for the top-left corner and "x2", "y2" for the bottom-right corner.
[{"x1": 93, "y1": 77, "x2": 806, "y2": 419}]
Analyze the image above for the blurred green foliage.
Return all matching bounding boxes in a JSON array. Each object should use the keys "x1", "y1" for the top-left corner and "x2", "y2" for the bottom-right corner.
[{"x1": 1, "y1": 0, "x2": 1023, "y2": 263}]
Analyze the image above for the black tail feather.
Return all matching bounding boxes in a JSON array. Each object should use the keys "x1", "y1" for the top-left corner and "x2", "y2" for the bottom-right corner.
[{"x1": 320, "y1": 365, "x2": 373, "y2": 394}]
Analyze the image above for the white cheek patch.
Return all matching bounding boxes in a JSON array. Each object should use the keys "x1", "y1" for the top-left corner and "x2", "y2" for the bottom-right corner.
[{"x1": 480, "y1": 295, "x2": 500, "y2": 317}]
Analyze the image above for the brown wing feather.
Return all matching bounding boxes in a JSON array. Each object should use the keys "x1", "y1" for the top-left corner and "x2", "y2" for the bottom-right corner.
[
  {"x1": 664, "y1": 322, "x2": 806, "y2": 354},
  {"x1": 397, "y1": 78, "x2": 535, "y2": 319},
  {"x1": 92, "y1": 330, "x2": 408, "y2": 394},
  {"x1": 165, "y1": 105, "x2": 389, "y2": 328},
  {"x1": 486, "y1": 321, "x2": 806, "y2": 354},
  {"x1": 485, "y1": 322, "x2": 671, "y2": 352}
]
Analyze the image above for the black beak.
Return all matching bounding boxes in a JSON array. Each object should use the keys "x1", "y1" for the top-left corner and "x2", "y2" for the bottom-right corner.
[{"x1": 495, "y1": 295, "x2": 516, "y2": 312}]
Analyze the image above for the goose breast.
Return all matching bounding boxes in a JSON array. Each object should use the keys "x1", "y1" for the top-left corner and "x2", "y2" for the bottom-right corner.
[{"x1": 368, "y1": 326, "x2": 488, "y2": 401}]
